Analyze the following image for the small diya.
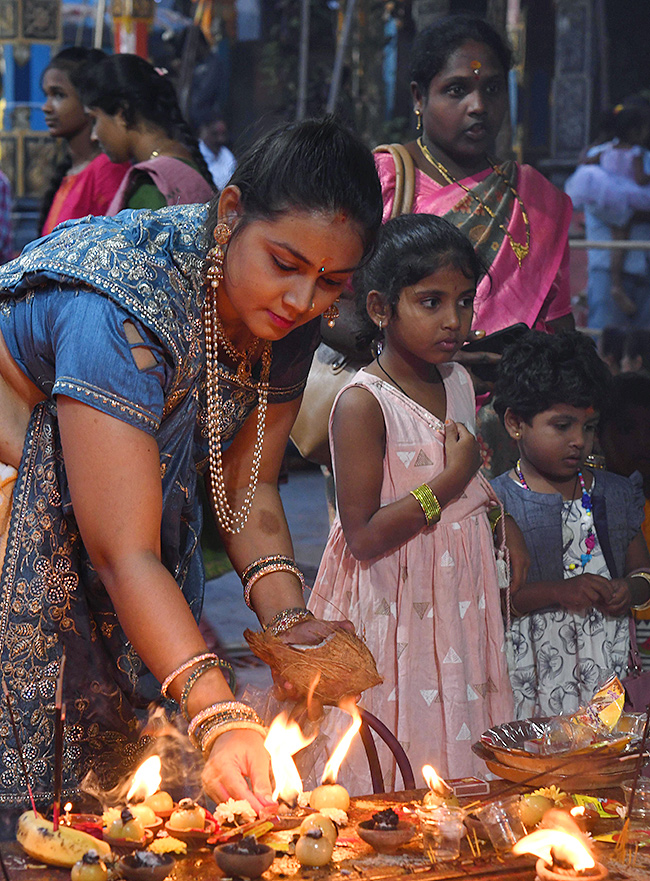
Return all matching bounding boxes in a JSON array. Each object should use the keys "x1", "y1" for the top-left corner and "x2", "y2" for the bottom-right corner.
[
  {"x1": 214, "y1": 836, "x2": 275, "y2": 878},
  {"x1": 61, "y1": 813, "x2": 104, "y2": 841},
  {"x1": 295, "y1": 828, "x2": 334, "y2": 867},
  {"x1": 357, "y1": 809, "x2": 415, "y2": 854},
  {"x1": 104, "y1": 808, "x2": 153, "y2": 852},
  {"x1": 165, "y1": 799, "x2": 217, "y2": 844},
  {"x1": 118, "y1": 852, "x2": 175, "y2": 881},
  {"x1": 142, "y1": 791, "x2": 175, "y2": 820}
]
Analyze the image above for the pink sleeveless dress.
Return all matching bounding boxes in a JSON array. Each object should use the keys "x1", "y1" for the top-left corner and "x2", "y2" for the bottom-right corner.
[{"x1": 308, "y1": 363, "x2": 513, "y2": 793}]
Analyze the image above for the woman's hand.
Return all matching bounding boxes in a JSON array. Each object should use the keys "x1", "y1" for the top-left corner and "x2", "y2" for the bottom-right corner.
[
  {"x1": 202, "y1": 728, "x2": 276, "y2": 814},
  {"x1": 271, "y1": 616, "x2": 356, "y2": 717},
  {"x1": 500, "y1": 516, "x2": 530, "y2": 594}
]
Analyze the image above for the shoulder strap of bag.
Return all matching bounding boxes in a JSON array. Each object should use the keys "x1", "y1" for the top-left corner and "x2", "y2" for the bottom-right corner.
[{"x1": 373, "y1": 143, "x2": 416, "y2": 217}]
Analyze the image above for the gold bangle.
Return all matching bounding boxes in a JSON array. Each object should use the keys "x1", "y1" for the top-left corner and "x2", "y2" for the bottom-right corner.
[
  {"x1": 630, "y1": 571, "x2": 650, "y2": 611},
  {"x1": 201, "y1": 720, "x2": 268, "y2": 757},
  {"x1": 410, "y1": 484, "x2": 441, "y2": 526},
  {"x1": 161, "y1": 653, "x2": 220, "y2": 699}
]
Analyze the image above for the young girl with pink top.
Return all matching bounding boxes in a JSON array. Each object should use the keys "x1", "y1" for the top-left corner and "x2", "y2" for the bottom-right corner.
[{"x1": 308, "y1": 215, "x2": 525, "y2": 793}]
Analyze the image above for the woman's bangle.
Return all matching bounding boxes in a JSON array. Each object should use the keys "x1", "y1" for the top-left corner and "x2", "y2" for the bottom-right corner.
[
  {"x1": 161, "y1": 652, "x2": 220, "y2": 699},
  {"x1": 201, "y1": 720, "x2": 268, "y2": 757},
  {"x1": 265, "y1": 607, "x2": 314, "y2": 636},
  {"x1": 180, "y1": 658, "x2": 236, "y2": 721},
  {"x1": 187, "y1": 700, "x2": 262, "y2": 748},
  {"x1": 410, "y1": 484, "x2": 441, "y2": 526},
  {"x1": 630, "y1": 571, "x2": 650, "y2": 611},
  {"x1": 242, "y1": 555, "x2": 306, "y2": 609}
]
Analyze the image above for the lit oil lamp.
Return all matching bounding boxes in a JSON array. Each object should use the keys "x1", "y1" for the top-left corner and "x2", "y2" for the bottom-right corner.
[
  {"x1": 264, "y1": 711, "x2": 316, "y2": 822},
  {"x1": 421, "y1": 765, "x2": 459, "y2": 807},
  {"x1": 513, "y1": 810, "x2": 608, "y2": 881},
  {"x1": 125, "y1": 757, "x2": 169, "y2": 825},
  {"x1": 61, "y1": 802, "x2": 104, "y2": 839},
  {"x1": 310, "y1": 700, "x2": 360, "y2": 812}
]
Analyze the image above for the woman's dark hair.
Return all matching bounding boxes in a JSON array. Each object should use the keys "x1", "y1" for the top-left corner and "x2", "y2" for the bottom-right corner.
[
  {"x1": 612, "y1": 105, "x2": 650, "y2": 143},
  {"x1": 410, "y1": 14, "x2": 512, "y2": 95},
  {"x1": 493, "y1": 330, "x2": 612, "y2": 424},
  {"x1": 39, "y1": 47, "x2": 107, "y2": 234},
  {"x1": 353, "y1": 213, "x2": 487, "y2": 346},
  {"x1": 203, "y1": 116, "x2": 383, "y2": 255},
  {"x1": 78, "y1": 54, "x2": 213, "y2": 186},
  {"x1": 623, "y1": 328, "x2": 650, "y2": 374}
]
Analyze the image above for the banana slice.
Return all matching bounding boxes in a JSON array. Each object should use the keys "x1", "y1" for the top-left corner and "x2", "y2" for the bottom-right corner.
[{"x1": 17, "y1": 812, "x2": 111, "y2": 867}]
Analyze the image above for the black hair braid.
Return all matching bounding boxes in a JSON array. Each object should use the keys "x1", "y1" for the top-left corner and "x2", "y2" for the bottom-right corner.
[{"x1": 39, "y1": 150, "x2": 72, "y2": 235}]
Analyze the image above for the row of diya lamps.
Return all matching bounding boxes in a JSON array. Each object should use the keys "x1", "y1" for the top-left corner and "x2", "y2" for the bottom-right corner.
[{"x1": 60, "y1": 707, "x2": 608, "y2": 881}]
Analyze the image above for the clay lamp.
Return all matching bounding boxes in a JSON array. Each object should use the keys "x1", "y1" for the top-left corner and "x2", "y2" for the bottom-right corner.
[
  {"x1": 214, "y1": 835, "x2": 275, "y2": 878},
  {"x1": 118, "y1": 851, "x2": 175, "y2": 881},
  {"x1": 357, "y1": 808, "x2": 415, "y2": 854}
]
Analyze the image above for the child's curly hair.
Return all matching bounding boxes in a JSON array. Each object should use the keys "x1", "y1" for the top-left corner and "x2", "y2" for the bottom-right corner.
[{"x1": 493, "y1": 330, "x2": 612, "y2": 424}]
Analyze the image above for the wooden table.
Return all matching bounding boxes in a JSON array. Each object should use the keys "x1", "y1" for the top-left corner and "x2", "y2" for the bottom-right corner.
[{"x1": 2, "y1": 789, "x2": 649, "y2": 881}]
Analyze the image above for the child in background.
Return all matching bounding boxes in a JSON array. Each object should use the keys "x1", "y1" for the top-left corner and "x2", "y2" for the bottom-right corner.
[
  {"x1": 599, "y1": 372, "x2": 650, "y2": 669},
  {"x1": 621, "y1": 329, "x2": 650, "y2": 375},
  {"x1": 308, "y1": 215, "x2": 525, "y2": 793},
  {"x1": 491, "y1": 332, "x2": 650, "y2": 719}
]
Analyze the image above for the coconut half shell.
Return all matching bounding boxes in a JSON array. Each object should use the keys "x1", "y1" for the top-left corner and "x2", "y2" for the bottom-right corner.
[{"x1": 244, "y1": 628, "x2": 382, "y2": 705}]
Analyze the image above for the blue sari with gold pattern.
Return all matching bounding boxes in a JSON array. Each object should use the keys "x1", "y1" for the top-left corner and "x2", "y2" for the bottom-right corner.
[{"x1": 0, "y1": 205, "x2": 319, "y2": 822}]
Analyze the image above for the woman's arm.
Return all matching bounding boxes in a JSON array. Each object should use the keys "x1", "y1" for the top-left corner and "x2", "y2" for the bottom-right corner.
[
  {"x1": 331, "y1": 386, "x2": 481, "y2": 561},
  {"x1": 56, "y1": 395, "x2": 274, "y2": 811}
]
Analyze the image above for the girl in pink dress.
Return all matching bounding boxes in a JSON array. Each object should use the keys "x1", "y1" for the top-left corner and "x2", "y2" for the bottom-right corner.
[{"x1": 308, "y1": 215, "x2": 522, "y2": 794}]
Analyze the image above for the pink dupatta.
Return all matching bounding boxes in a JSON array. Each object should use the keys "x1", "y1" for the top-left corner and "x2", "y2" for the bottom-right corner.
[
  {"x1": 108, "y1": 156, "x2": 215, "y2": 215},
  {"x1": 376, "y1": 153, "x2": 573, "y2": 334}
]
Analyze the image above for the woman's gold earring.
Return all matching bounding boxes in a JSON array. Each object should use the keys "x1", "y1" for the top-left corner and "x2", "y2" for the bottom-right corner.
[
  {"x1": 323, "y1": 299, "x2": 340, "y2": 329},
  {"x1": 415, "y1": 109, "x2": 422, "y2": 132},
  {"x1": 205, "y1": 222, "x2": 231, "y2": 291}
]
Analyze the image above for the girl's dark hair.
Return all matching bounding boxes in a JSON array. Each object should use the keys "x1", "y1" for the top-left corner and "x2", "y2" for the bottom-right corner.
[
  {"x1": 78, "y1": 54, "x2": 214, "y2": 187},
  {"x1": 493, "y1": 330, "x2": 612, "y2": 424},
  {"x1": 204, "y1": 116, "x2": 383, "y2": 255},
  {"x1": 410, "y1": 14, "x2": 512, "y2": 95},
  {"x1": 39, "y1": 47, "x2": 107, "y2": 234},
  {"x1": 353, "y1": 213, "x2": 487, "y2": 346}
]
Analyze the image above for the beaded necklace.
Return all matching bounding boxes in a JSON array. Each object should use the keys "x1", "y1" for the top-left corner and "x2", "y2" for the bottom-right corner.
[
  {"x1": 417, "y1": 136, "x2": 530, "y2": 267},
  {"x1": 515, "y1": 459, "x2": 596, "y2": 570},
  {"x1": 204, "y1": 287, "x2": 272, "y2": 534}
]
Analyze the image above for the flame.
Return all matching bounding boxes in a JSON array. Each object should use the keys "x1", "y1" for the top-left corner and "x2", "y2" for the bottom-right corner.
[
  {"x1": 64, "y1": 802, "x2": 72, "y2": 813},
  {"x1": 264, "y1": 712, "x2": 316, "y2": 804},
  {"x1": 570, "y1": 806, "x2": 586, "y2": 817},
  {"x1": 513, "y1": 811, "x2": 595, "y2": 871},
  {"x1": 422, "y1": 764, "x2": 454, "y2": 798},
  {"x1": 126, "y1": 756, "x2": 162, "y2": 802},
  {"x1": 321, "y1": 698, "x2": 361, "y2": 784}
]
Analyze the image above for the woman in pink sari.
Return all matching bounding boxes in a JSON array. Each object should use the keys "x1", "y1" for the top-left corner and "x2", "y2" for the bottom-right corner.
[
  {"x1": 79, "y1": 54, "x2": 215, "y2": 215},
  {"x1": 377, "y1": 15, "x2": 573, "y2": 337}
]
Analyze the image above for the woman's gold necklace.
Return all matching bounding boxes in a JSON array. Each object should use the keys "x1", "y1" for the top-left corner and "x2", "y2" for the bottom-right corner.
[
  {"x1": 417, "y1": 136, "x2": 530, "y2": 267},
  {"x1": 203, "y1": 288, "x2": 272, "y2": 534},
  {"x1": 213, "y1": 307, "x2": 263, "y2": 383}
]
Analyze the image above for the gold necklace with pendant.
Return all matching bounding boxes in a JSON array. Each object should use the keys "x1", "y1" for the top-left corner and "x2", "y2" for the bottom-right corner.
[
  {"x1": 212, "y1": 306, "x2": 263, "y2": 384},
  {"x1": 417, "y1": 136, "x2": 530, "y2": 268}
]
